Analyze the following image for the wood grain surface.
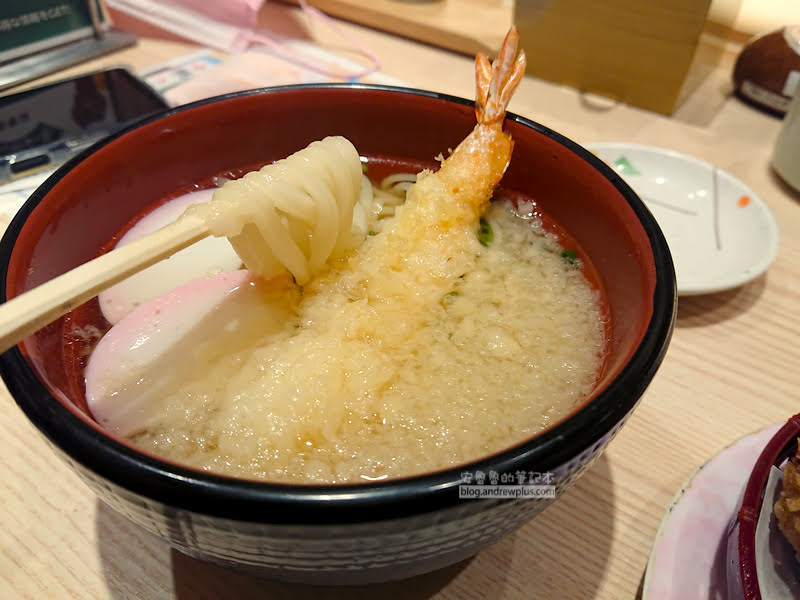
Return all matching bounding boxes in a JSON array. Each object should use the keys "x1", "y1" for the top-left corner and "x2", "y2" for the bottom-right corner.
[{"x1": 1, "y1": 5, "x2": 799, "y2": 599}]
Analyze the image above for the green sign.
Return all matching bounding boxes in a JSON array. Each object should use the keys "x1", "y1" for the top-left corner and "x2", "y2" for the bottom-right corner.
[{"x1": 0, "y1": 1, "x2": 106, "y2": 63}]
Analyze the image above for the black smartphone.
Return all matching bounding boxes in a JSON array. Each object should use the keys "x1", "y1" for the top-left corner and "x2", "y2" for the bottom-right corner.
[{"x1": 0, "y1": 67, "x2": 169, "y2": 182}]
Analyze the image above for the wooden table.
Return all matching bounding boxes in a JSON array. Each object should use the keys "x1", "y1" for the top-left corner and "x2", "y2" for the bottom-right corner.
[{"x1": 2, "y1": 4, "x2": 799, "y2": 599}]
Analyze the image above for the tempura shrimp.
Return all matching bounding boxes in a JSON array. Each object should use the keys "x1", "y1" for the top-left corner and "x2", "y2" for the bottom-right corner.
[
  {"x1": 322, "y1": 26, "x2": 527, "y2": 298},
  {"x1": 393, "y1": 26, "x2": 526, "y2": 238}
]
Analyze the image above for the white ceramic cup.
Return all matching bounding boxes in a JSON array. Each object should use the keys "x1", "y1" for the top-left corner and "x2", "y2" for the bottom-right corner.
[{"x1": 772, "y1": 89, "x2": 800, "y2": 192}]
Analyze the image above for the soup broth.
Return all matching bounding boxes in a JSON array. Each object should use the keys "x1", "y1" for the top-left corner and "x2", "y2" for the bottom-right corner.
[{"x1": 64, "y1": 157, "x2": 609, "y2": 484}]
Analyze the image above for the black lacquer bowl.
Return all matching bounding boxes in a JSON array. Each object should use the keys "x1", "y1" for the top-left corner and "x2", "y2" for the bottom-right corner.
[{"x1": 0, "y1": 85, "x2": 676, "y2": 584}]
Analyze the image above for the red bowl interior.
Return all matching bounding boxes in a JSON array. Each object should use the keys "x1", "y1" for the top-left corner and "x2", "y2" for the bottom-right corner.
[{"x1": 0, "y1": 86, "x2": 673, "y2": 499}]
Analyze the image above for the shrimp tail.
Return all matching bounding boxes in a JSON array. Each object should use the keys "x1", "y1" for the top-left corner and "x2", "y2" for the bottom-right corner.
[{"x1": 475, "y1": 27, "x2": 527, "y2": 126}]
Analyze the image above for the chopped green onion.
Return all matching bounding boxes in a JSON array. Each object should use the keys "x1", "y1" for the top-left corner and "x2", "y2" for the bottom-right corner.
[
  {"x1": 561, "y1": 249, "x2": 577, "y2": 265},
  {"x1": 367, "y1": 230, "x2": 377, "y2": 236},
  {"x1": 478, "y1": 218, "x2": 493, "y2": 246},
  {"x1": 361, "y1": 163, "x2": 368, "y2": 174},
  {"x1": 441, "y1": 290, "x2": 460, "y2": 308}
]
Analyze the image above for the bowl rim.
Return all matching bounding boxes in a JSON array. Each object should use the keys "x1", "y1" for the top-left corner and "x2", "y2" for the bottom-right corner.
[{"x1": 0, "y1": 83, "x2": 677, "y2": 524}]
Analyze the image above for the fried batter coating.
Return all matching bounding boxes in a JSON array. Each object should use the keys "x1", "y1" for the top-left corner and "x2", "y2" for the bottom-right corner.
[{"x1": 775, "y1": 439, "x2": 800, "y2": 560}]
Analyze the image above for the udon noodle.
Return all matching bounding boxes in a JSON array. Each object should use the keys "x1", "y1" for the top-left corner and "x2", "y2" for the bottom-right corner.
[{"x1": 187, "y1": 136, "x2": 364, "y2": 285}]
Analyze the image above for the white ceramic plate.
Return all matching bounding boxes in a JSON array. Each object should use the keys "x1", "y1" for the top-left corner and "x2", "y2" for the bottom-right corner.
[
  {"x1": 642, "y1": 423, "x2": 782, "y2": 600},
  {"x1": 587, "y1": 143, "x2": 780, "y2": 295}
]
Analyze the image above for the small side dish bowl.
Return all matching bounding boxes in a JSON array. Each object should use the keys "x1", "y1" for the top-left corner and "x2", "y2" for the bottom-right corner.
[
  {"x1": 0, "y1": 84, "x2": 676, "y2": 584},
  {"x1": 728, "y1": 414, "x2": 800, "y2": 600}
]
